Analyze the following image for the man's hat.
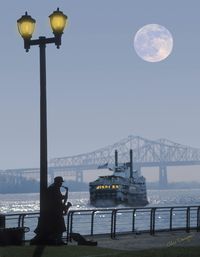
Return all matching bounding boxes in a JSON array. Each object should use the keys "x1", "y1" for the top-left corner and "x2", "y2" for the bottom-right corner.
[{"x1": 54, "y1": 176, "x2": 64, "y2": 183}]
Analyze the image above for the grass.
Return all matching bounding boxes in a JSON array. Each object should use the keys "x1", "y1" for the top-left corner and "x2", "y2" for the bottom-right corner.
[
  {"x1": 1, "y1": 245, "x2": 200, "y2": 257},
  {"x1": 0, "y1": 245, "x2": 118, "y2": 257}
]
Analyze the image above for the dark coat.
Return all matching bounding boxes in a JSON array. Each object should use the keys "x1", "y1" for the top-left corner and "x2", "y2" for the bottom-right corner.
[{"x1": 45, "y1": 183, "x2": 66, "y2": 234}]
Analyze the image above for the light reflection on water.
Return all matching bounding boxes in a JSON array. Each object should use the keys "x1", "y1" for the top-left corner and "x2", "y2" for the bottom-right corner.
[
  {"x1": 147, "y1": 189, "x2": 200, "y2": 207},
  {"x1": 0, "y1": 189, "x2": 200, "y2": 214},
  {"x1": 0, "y1": 193, "x2": 40, "y2": 214}
]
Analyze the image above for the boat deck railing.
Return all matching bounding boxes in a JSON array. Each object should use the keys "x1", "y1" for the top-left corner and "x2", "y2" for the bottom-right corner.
[{"x1": 1, "y1": 205, "x2": 200, "y2": 241}]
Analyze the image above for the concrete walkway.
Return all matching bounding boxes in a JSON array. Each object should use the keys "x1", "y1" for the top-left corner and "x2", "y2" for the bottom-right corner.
[{"x1": 83, "y1": 231, "x2": 200, "y2": 251}]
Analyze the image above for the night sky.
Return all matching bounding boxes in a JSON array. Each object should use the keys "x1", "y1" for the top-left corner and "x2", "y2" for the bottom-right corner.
[{"x1": 0, "y1": 1, "x2": 200, "y2": 182}]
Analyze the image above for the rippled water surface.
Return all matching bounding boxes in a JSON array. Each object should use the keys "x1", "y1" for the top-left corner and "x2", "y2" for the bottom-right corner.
[{"x1": 1, "y1": 189, "x2": 200, "y2": 213}]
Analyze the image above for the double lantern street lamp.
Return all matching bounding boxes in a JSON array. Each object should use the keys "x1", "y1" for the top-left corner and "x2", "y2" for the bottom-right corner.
[
  {"x1": 17, "y1": 8, "x2": 68, "y2": 51},
  {"x1": 17, "y1": 8, "x2": 68, "y2": 241}
]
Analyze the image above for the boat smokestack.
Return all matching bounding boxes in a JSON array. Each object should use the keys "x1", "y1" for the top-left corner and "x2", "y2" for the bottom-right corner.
[
  {"x1": 130, "y1": 149, "x2": 133, "y2": 178},
  {"x1": 115, "y1": 150, "x2": 118, "y2": 172}
]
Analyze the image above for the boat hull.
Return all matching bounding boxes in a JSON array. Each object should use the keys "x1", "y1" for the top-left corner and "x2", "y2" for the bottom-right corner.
[{"x1": 90, "y1": 189, "x2": 148, "y2": 207}]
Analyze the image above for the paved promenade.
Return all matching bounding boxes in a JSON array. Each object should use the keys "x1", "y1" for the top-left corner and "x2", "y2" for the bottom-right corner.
[{"x1": 83, "y1": 231, "x2": 200, "y2": 251}]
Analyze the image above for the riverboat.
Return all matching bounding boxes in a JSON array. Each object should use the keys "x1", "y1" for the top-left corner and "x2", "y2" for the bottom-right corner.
[{"x1": 89, "y1": 150, "x2": 148, "y2": 207}]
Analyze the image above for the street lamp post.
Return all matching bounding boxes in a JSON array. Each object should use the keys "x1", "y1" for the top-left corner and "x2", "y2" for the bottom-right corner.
[{"x1": 17, "y1": 8, "x2": 68, "y2": 242}]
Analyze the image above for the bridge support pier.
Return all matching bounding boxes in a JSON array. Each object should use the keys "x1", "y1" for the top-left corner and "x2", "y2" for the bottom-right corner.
[
  {"x1": 133, "y1": 164, "x2": 141, "y2": 176},
  {"x1": 50, "y1": 172, "x2": 54, "y2": 184},
  {"x1": 48, "y1": 168, "x2": 55, "y2": 184},
  {"x1": 76, "y1": 170, "x2": 83, "y2": 183},
  {"x1": 159, "y1": 165, "x2": 168, "y2": 188}
]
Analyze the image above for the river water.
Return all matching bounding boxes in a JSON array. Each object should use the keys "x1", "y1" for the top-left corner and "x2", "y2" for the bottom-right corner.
[
  {"x1": 1, "y1": 189, "x2": 200, "y2": 238},
  {"x1": 0, "y1": 189, "x2": 200, "y2": 214}
]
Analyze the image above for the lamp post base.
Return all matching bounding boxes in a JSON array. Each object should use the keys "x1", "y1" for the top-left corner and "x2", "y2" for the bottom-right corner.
[
  {"x1": 30, "y1": 235, "x2": 66, "y2": 246},
  {"x1": 30, "y1": 216, "x2": 50, "y2": 245},
  {"x1": 30, "y1": 216, "x2": 66, "y2": 245}
]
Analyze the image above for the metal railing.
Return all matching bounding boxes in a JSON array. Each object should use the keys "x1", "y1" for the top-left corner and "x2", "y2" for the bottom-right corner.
[
  {"x1": 66, "y1": 205, "x2": 200, "y2": 240},
  {"x1": 1, "y1": 205, "x2": 200, "y2": 241},
  {"x1": 0, "y1": 212, "x2": 39, "y2": 241}
]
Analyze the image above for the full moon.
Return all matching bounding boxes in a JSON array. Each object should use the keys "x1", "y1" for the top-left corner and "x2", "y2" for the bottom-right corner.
[{"x1": 134, "y1": 24, "x2": 173, "y2": 62}]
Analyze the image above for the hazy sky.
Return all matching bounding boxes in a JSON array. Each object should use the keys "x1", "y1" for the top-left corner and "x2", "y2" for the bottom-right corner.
[{"x1": 1, "y1": 1, "x2": 200, "y2": 182}]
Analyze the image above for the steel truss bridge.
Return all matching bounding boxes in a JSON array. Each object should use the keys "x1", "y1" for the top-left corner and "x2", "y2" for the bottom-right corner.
[{"x1": 1, "y1": 135, "x2": 200, "y2": 186}]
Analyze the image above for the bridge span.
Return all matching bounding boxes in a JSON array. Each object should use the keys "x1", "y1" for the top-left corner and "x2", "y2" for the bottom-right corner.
[{"x1": 1, "y1": 135, "x2": 200, "y2": 187}]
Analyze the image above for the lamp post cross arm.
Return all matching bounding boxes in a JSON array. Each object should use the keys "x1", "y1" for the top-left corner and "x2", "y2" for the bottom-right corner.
[{"x1": 24, "y1": 35, "x2": 62, "y2": 52}]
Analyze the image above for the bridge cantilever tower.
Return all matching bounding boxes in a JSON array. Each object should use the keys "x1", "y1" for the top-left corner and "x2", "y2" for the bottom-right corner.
[{"x1": 49, "y1": 135, "x2": 200, "y2": 186}]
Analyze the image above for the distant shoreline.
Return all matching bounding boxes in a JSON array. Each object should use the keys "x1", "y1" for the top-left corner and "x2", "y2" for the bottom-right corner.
[
  {"x1": 0, "y1": 180, "x2": 199, "y2": 194},
  {"x1": 147, "y1": 181, "x2": 200, "y2": 190}
]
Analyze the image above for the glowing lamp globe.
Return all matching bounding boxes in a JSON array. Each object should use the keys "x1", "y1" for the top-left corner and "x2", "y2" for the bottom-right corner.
[
  {"x1": 49, "y1": 8, "x2": 68, "y2": 35},
  {"x1": 17, "y1": 12, "x2": 36, "y2": 40}
]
